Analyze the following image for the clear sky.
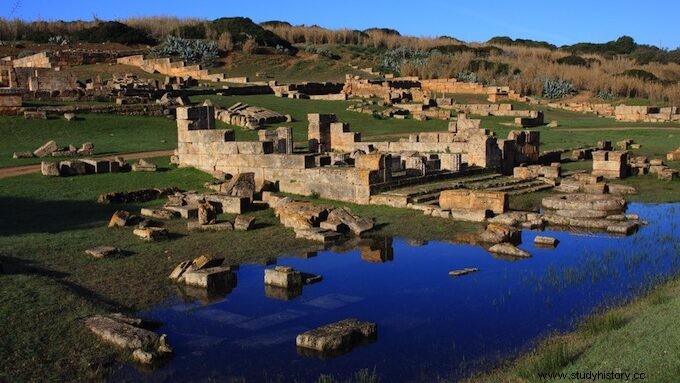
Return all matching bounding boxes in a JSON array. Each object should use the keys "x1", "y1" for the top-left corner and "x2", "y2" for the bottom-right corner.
[{"x1": 4, "y1": 0, "x2": 679, "y2": 49}]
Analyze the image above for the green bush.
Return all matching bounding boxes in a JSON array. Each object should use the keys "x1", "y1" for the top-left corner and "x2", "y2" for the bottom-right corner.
[
  {"x1": 174, "y1": 24, "x2": 207, "y2": 39},
  {"x1": 487, "y1": 36, "x2": 556, "y2": 50},
  {"x1": 468, "y1": 59, "x2": 509, "y2": 75},
  {"x1": 209, "y1": 17, "x2": 295, "y2": 53},
  {"x1": 72, "y1": 21, "x2": 155, "y2": 45},
  {"x1": 556, "y1": 55, "x2": 589, "y2": 67}
]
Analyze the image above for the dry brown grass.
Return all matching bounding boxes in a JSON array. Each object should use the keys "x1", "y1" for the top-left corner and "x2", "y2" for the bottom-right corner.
[{"x1": 121, "y1": 16, "x2": 202, "y2": 39}]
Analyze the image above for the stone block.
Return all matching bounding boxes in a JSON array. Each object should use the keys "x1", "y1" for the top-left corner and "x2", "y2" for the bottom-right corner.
[
  {"x1": 296, "y1": 319, "x2": 377, "y2": 353},
  {"x1": 183, "y1": 266, "x2": 234, "y2": 289},
  {"x1": 41, "y1": 161, "x2": 60, "y2": 176},
  {"x1": 132, "y1": 227, "x2": 168, "y2": 241},
  {"x1": 264, "y1": 266, "x2": 302, "y2": 288},
  {"x1": 33, "y1": 140, "x2": 58, "y2": 157},
  {"x1": 234, "y1": 215, "x2": 256, "y2": 231}
]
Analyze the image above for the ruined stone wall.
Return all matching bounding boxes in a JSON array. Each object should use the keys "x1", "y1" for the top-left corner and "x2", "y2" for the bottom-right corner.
[
  {"x1": 178, "y1": 106, "x2": 382, "y2": 204},
  {"x1": 13, "y1": 68, "x2": 77, "y2": 91},
  {"x1": 13, "y1": 52, "x2": 54, "y2": 68},
  {"x1": 117, "y1": 55, "x2": 226, "y2": 82},
  {"x1": 614, "y1": 105, "x2": 680, "y2": 122},
  {"x1": 547, "y1": 102, "x2": 615, "y2": 117},
  {"x1": 592, "y1": 150, "x2": 629, "y2": 179},
  {"x1": 439, "y1": 189, "x2": 508, "y2": 214}
]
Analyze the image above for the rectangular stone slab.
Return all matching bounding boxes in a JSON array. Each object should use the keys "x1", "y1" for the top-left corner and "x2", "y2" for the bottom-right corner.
[{"x1": 296, "y1": 319, "x2": 377, "y2": 352}]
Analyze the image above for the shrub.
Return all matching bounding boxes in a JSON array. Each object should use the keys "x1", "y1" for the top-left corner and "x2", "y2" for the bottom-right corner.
[
  {"x1": 542, "y1": 78, "x2": 577, "y2": 99},
  {"x1": 72, "y1": 21, "x2": 155, "y2": 45},
  {"x1": 48, "y1": 35, "x2": 69, "y2": 45},
  {"x1": 556, "y1": 55, "x2": 589, "y2": 67},
  {"x1": 217, "y1": 32, "x2": 233, "y2": 51},
  {"x1": 380, "y1": 47, "x2": 430, "y2": 73},
  {"x1": 209, "y1": 17, "x2": 295, "y2": 53},
  {"x1": 619, "y1": 69, "x2": 659, "y2": 82},
  {"x1": 242, "y1": 37, "x2": 259, "y2": 54},
  {"x1": 304, "y1": 45, "x2": 339, "y2": 59},
  {"x1": 174, "y1": 23, "x2": 206, "y2": 39},
  {"x1": 152, "y1": 36, "x2": 218, "y2": 65},
  {"x1": 456, "y1": 71, "x2": 479, "y2": 83},
  {"x1": 597, "y1": 89, "x2": 617, "y2": 100},
  {"x1": 17, "y1": 50, "x2": 35, "y2": 58},
  {"x1": 468, "y1": 59, "x2": 509, "y2": 75}
]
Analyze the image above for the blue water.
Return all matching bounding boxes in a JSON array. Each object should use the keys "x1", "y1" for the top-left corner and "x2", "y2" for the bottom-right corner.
[{"x1": 113, "y1": 203, "x2": 680, "y2": 382}]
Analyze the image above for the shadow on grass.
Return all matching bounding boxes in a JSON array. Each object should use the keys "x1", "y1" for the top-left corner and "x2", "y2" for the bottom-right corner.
[
  {"x1": 0, "y1": 255, "x2": 132, "y2": 311},
  {"x1": 0, "y1": 196, "x2": 119, "y2": 235}
]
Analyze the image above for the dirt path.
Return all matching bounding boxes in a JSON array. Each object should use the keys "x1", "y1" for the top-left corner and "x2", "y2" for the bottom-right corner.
[{"x1": 0, "y1": 149, "x2": 174, "y2": 179}]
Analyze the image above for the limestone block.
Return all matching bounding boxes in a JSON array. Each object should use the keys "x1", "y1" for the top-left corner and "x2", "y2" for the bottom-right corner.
[
  {"x1": 264, "y1": 266, "x2": 302, "y2": 288},
  {"x1": 296, "y1": 319, "x2": 377, "y2": 352}
]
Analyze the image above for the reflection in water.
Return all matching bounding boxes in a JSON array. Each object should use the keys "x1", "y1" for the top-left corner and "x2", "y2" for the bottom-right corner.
[
  {"x1": 360, "y1": 237, "x2": 394, "y2": 263},
  {"x1": 174, "y1": 272, "x2": 237, "y2": 304},
  {"x1": 265, "y1": 284, "x2": 303, "y2": 301},
  {"x1": 113, "y1": 203, "x2": 680, "y2": 383}
]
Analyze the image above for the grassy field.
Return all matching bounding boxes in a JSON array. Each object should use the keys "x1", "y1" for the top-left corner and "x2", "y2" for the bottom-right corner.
[
  {"x1": 0, "y1": 157, "x2": 481, "y2": 382},
  {"x1": 0, "y1": 114, "x2": 177, "y2": 168}
]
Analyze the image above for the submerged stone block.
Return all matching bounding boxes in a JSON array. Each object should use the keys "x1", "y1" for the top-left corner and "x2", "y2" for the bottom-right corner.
[{"x1": 296, "y1": 319, "x2": 377, "y2": 353}]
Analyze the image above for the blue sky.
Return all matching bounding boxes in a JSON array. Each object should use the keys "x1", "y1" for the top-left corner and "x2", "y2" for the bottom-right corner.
[{"x1": 4, "y1": 0, "x2": 679, "y2": 48}]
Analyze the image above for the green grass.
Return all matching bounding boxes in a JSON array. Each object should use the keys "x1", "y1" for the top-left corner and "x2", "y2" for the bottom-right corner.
[
  {"x1": 0, "y1": 114, "x2": 177, "y2": 168},
  {"x1": 468, "y1": 277, "x2": 680, "y2": 383}
]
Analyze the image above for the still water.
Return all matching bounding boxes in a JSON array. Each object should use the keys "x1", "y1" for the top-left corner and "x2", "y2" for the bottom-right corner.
[{"x1": 113, "y1": 203, "x2": 680, "y2": 382}]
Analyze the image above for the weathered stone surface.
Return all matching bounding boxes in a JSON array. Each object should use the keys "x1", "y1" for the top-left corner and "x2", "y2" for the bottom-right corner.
[
  {"x1": 108, "y1": 210, "x2": 133, "y2": 227},
  {"x1": 83, "y1": 315, "x2": 159, "y2": 350},
  {"x1": 64, "y1": 112, "x2": 76, "y2": 121},
  {"x1": 296, "y1": 319, "x2": 377, "y2": 353},
  {"x1": 607, "y1": 184, "x2": 637, "y2": 195},
  {"x1": 191, "y1": 255, "x2": 225, "y2": 270},
  {"x1": 449, "y1": 208, "x2": 488, "y2": 222},
  {"x1": 222, "y1": 173, "x2": 256, "y2": 201},
  {"x1": 234, "y1": 215, "x2": 256, "y2": 231},
  {"x1": 140, "y1": 208, "x2": 178, "y2": 220},
  {"x1": 276, "y1": 201, "x2": 330, "y2": 230},
  {"x1": 439, "y1": 189, "x2": 507, "y2": 215},
  {"x1": 295, "y1": 228, "x2": 343, "y2": 243},
  {"x1": 542, "y1": 194, "x2": 626, "y2": 213},
  {"x1": 59, "y1": 160, "x2": 87, "y2": 176},
  {"x1": 132, "y1": 159, "x2": 157, "y2": 172},
  {"x1": 479, "y1": 223, "x2": 521, "y2": 244},
  {"x1": 448, "y1": 268, "x2": 479, "y2": 277},
  {"x1": 33, "y1": 140, "x2": 58, "y2": 157},
  {"x1": 183, "y1": 266, "x2": 234, "y2": 289},
  {"x1": 187, "y1": 221, "x2": 234, "y2": 231},
  {"x1": 83, "y1": 314, "x2": 172, "y2": 364},
  {"x1": 264, "y1": 266, "x2": 302, "y2": 288},
  {"x1": 607, "y1": 221, "x2": 638, "y2": 235},
  {"x1": 488, "y1": 243, "x2": 531, "y2": 258},
  {"x1": 41, "y1": 161, "x2": 60, "y2": 176},
  {"x1": 165, "y1": 205, "x2": 198, "y2": 219},
  {"x1": 326, "y1": 208, "x2": 373, "y2": 235},
  {"x1": 13, "y1": 151, "x2": 34, "y2": 159},
  {"x1": 197, "y1": 201, "x2": 217, "y2": 225},
  {"x1": 534, "y1": 236, "x2": 558, "y2": 247},
  {"x1": 169, "y1": 261, "x2": 192, "y2": 281},
  {"x1": 133, "y1": 227, "x2": 168, "y2": 241},
  {"x1": 98, "y1": 188, "x2": 181, "y2": 204},
  {"x1": 85, "y1": 246, "x2": 120, "y2": 258}
]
